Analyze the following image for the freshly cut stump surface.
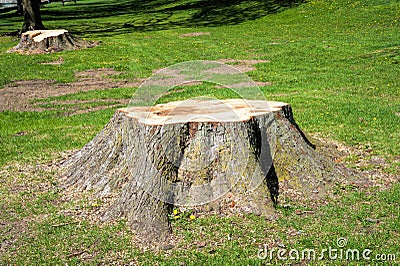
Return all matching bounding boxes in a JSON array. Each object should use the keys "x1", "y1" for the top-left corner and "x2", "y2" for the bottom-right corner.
[
  {"x1": 9, "y1": 29, "x2": 97, "y2": 54},
  {"x1": 60, "y1": 99, "x2": 342, "y2": 243}
]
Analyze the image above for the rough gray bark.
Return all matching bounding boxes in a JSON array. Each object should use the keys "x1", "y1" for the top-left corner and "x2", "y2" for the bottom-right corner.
[
  {"x1": 21, "y1": 0, "x2": 45, "y2": 33},
  {"x1": 9, "y1": 29, "x2": 97, "y2": 54},
  {"x1": 60, "y1": 99, "x2": 343, "y2": 243}
]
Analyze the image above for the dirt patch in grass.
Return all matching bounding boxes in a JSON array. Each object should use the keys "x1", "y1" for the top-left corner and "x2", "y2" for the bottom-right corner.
[
  {"x1": 276, "y1": 134, "x2": 399, "y2": 208},
  {"x1": 151, "y1": 59, "x2": 272, "y2": 87},
  {"x1": 0, "y1": 68, "x2": 141, "y2": 114},
  {"x1": 180, "y1": 32, "x2": 210, "y2": 37},
  {"x1": 216, "y1": 59, "x2": 270, "y2": 74},
  {"x1": 0, "y1": 157, "x2": 66, "y2": 256},
  {"x1": 0, "y1": 61, "x2": 272, "y2": 115},
  {"x1": 311, "y1": 134, "x2": 399, "y2": 188},
  {"x1": 34, "y1": 98, "x2": 131, "y2": 116},
  {"x1": 0, "y1": 219, "x2": 29, "y2": 255}
]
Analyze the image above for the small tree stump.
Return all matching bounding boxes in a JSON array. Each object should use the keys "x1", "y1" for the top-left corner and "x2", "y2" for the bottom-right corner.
[
  {"x1": 8, "y1": 29, "x2": 97, "y2": 54},
  {"x1": 60, "y1": 99, "x2": 342, "y2": 243}
]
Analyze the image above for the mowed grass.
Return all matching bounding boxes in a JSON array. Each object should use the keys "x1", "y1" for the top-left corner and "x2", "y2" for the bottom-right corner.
[{"x1": 0, "y1": 0, "x2": 399, "y2": 264}]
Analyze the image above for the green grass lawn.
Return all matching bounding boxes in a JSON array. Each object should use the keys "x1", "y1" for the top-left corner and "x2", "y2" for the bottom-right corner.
[{"x1": 0, "y1": 0, "x2": 399, "y2": 264}]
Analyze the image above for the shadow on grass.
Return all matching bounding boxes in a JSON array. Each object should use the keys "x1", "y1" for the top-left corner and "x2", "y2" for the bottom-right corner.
[{"x1": 1, "y1": 0, "x2": 305, "y2": 37}]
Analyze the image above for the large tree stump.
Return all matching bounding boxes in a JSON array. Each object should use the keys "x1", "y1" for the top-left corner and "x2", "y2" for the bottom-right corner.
[
  {"x1": 8, "y1": 29, "x2": 97, "y2": 54},
  {"x1": 60, "y1": 99, "x2": 341, "y2": 243}
]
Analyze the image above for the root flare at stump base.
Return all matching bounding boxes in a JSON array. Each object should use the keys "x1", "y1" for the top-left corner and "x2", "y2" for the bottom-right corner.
[{"x1": 60, "y1": 99, "x2": 345, "y2": 243}]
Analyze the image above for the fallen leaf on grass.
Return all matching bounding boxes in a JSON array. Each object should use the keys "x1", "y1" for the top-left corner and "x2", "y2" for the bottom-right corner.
[
  {"x1": 295, "y1": 210, "x2": 315, "y2": 215},
  {"x1": 194, "y1": 241, "x2": 207, "y2": 248},
  {"x1": 364, "y1": 217, "x2": 379, "y2": 223}
]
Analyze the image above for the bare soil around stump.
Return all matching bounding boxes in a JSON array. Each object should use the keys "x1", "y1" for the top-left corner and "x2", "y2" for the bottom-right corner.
[
  {"x1": 0, "y1": 59, "x2": 272, "y2": 115},
  {"x1": 0, "y1": 68, "x2": 141, "y2": 114}
]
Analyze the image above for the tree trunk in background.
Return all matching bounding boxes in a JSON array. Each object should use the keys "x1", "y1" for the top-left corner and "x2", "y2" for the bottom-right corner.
[
  {"x1": 17, "y1": 0, "x2": 23, "y2": 15},
  {"x1": 21, "y1": 0, "x2": 45, "y2": 34},
  {"x1": 60, "y1": 99, "x2": 345, "y2": 244}
]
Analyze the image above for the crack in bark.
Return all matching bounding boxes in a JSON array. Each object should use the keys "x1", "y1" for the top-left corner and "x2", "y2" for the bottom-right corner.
[{"x1": 245, "y1": 117, "x2": 279, "y2": 207}]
